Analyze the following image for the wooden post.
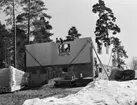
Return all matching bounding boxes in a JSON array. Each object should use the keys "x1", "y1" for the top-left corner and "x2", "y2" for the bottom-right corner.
[{"x1": 90, "y1": 41, "x2": 94, "y2": 80}]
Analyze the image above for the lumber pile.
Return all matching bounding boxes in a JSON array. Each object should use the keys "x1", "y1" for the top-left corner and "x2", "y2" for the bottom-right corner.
[{"x1": 0, "y1": 66, "x2": 29, "y2": 93}]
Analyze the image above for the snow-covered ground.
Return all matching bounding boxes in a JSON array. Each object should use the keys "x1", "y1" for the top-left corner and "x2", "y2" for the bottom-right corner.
[{"x1": 23, "y1": 79, "x2": 137, "y2": 105}]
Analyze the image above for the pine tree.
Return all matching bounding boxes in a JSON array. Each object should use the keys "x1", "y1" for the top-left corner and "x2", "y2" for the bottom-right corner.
[
  {"x1": 111, "y1": 37, "x2": 128, "y2": 66},
  {"x1": 1, "y1": 0, "x2": 53, "y2": 69},
  {"x1": 16, "y1": 0, "x2": 53, "y2": 43},
  {"x1": 1, "y1": 0, "x2": 53, "y2": 43},
  {"x1": 32, "y1": 17, "x2": 53, "y2": 43},
  {"x1": 66, "y1": 26, "x2": 81, "y2": 41},
  {"x1": 92, "y1": 0, "x2": 120, "y2": 53},
  {"x1": 0, "y1": 22, "x2": 11, "y2": 68}
]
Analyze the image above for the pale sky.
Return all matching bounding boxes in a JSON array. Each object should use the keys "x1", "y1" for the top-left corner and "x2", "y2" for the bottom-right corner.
[
  {"x1": 0, "y1": 0, "x2": 137, "y2": 66},
  {"x1": 45, "y1": 0, "x2": 137, "y2": 66}
]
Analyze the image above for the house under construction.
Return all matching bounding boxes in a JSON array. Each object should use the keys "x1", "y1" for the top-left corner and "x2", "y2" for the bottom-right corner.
[{"x1": 25, "y1": 37, "x2": 111, "y2": 87}]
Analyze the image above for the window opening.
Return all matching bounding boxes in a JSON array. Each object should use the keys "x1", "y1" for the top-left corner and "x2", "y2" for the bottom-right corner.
[{"x1": 58, "y1": 43, "x2": 70, "y2": 56}]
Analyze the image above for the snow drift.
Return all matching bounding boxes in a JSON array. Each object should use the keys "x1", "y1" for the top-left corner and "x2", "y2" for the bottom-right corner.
[{"x1": 23, "y1": 79, "x2": 137, "y2": 105}]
